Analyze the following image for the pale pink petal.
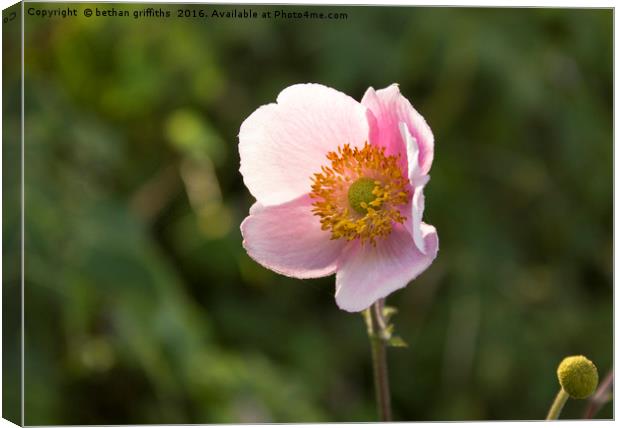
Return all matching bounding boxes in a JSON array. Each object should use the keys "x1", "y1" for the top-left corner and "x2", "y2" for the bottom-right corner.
[
  {"x1": 411, "y1": 178, "x2": 430, "y2": 254},
  {"x1": 334, "y1": 224, "x2": 439, "y2": 312},
  {"x1": 399, "y1": 121, "x2": 431, "y2": 254},
  {"x1": 241, "y1": 194, "x2": 348, "y2": 279},
  {"x1": 239, "y1": 84, "x2": 370, "y2": 206},
  {"x1": 362, "y1": 84, "x2": 434, "y2": 175},
  {"x1": 400, "y1": 122, "x2": 423, "y2": 182}
]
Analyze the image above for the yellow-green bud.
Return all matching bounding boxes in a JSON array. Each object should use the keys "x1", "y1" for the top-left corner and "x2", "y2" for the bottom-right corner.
[{"x1": 557, "y1": 355, "x2": 599, "y2": 399}]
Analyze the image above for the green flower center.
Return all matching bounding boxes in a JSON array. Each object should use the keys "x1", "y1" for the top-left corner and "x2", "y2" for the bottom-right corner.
[{"x1": 348, "y1": 177, "x2": 380, "y2": 214}]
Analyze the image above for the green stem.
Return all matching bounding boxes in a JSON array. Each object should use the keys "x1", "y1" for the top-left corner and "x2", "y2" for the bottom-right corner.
[
  {"x1": 546, "y1": 389, "x2": 569, "y2": 420},
  {"x1": 364, "y1": 299, "x2": 392, "y2": 421}
]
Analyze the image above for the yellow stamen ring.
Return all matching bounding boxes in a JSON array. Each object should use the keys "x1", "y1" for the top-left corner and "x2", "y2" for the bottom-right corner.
[{"x1": 310, "y1": 142, "x2": 410, "y2": 246}]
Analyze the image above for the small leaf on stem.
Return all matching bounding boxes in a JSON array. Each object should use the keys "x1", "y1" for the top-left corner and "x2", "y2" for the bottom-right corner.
[
  {"x1": 388, "y1": 336, "x2": 408, "y2": 348},
  {"x1": 382, "y1": 306, "x2": 398, "y2": 322}
]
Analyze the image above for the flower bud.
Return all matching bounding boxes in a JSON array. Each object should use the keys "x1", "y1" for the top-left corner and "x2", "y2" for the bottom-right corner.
[{"x1": 557, "y1": 355, "x2": 599, "y2": 399}]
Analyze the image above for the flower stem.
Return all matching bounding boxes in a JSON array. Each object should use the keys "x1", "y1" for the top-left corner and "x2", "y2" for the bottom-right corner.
[
  {"x1": 364, "y1": 299, "x2": 392, "y2": 421},
  {"x1": 546, "y1": 389, "x2": 569, "y2": 420},
  {"x1": 583, "y1": 369, "x2": 614, "y2": 419}
]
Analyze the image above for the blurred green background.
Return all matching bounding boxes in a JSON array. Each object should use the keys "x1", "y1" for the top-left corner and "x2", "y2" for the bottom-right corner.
[{"x1": 3, "y1": 3, "x2": 613, "y2": 424}]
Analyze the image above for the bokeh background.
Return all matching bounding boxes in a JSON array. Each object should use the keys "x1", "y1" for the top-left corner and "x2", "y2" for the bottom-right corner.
[{"x1": 2, "y1": 3, "x2": 613, "y2": 424}]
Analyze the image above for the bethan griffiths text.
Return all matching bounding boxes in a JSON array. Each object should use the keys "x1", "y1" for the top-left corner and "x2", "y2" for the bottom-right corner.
[{"x1": 25, "y1": 6, "x2": 349, "y2": 21}]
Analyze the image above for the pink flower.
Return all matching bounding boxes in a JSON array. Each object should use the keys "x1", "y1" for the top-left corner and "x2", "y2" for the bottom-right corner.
[{"x1": 239, "y1": 84, "x2": 438, "y2": 312}]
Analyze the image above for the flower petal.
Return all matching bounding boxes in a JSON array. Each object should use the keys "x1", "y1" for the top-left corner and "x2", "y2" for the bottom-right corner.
[
  {"x1": 239, "y1": 84, "x2": 370, "y2": 206},
  {"x1": 334, "y1": 224, "x2": 438, "y2": 312},
  {"x1": 399, "y1": 121, "x2": 431, "y2": 254},
  {"x1": 411, "y1": 177, "x2": 430, "y2": 254},
  {"x1": 241, "y1": 194, "x2": 348, "y2": 279},
  {"x1": 362, "y1": 84, "x2": 434, "y2": 175}
]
